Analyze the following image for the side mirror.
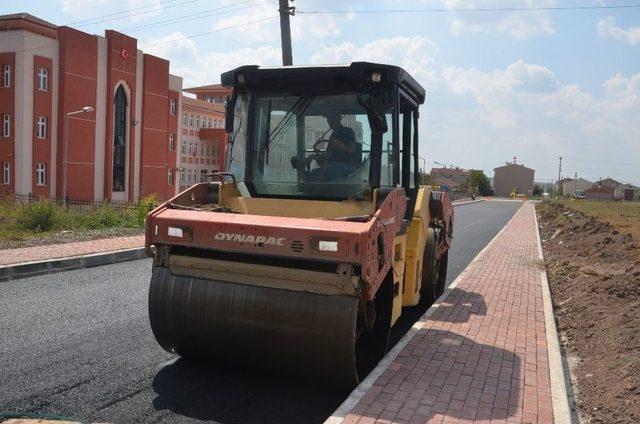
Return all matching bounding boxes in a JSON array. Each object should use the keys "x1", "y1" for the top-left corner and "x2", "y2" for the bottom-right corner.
[{"x1": 224, "y1": 94, "x2": 235, "y2": 133}]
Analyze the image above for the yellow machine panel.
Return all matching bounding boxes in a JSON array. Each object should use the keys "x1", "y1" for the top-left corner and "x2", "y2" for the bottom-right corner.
[{"x1": 402, "y1": 186, "x2": 433, "y2": 307}]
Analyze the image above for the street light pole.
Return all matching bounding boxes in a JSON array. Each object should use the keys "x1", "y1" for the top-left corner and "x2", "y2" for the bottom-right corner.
[{"x1": 62, "y1": 106, "x2": 94, "y2": 202}]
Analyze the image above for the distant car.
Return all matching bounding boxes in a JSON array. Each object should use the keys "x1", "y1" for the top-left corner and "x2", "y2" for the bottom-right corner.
[
  {"x1": 573, "y1": 190, "x2": 586, "y2": 200},
  {"x1": 542, "y1": 192, "x2": 550, "y2": 199}
]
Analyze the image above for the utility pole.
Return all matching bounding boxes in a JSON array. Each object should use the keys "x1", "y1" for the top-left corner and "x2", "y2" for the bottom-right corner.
[
  {"x1": 278, "y1": 0, "x2": 294, "y2": 66},
  {"x1": 574, "y1": 172, "x2": 577, "y2": 196},
  {"x1": 556, "y1": 156, "x2": 562, "y2": 197}
]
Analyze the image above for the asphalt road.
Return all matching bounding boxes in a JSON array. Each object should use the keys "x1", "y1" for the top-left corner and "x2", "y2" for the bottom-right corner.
[{"x1": 0, "y1": 200, "x2": 522, "y2": 424}]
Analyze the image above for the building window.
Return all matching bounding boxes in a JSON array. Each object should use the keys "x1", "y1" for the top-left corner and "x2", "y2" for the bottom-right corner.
[
  {"x1": 208, "y1": 117, "x2": 212, "y2": 128},
  {"x1": 38, "y1": 68, "x2": 48, "y2": 91},
  {"x1": 181, "y1": 140, "x2": 186, "y2": 154},
  {"x1": 206, "y1": 145, "x2": 210, "y2": 157},
  {"x1": 37, "y1": 116, "x2": 47, "y2": 139},
  {"x1": 196, "y1": 116, "x2": 200, "y2": 128},
  {"x1": 36, "y1": 163, "x2": 46, "y2": 186},
  {"x1": 189, "y1": 115, "x2": 194, "y2": 127},
  {"x1": 169, "y1": 99, "x2": 176, "y2": 115},
  {"x1": 200, "y1": 169, "x2": 207, "y2": 182},
  {"x1": 168, "y1": 169, "x2": 174, "y2": 185},
  {"x1": 183, "y1": 113, "x2": 188, "y2": 125},
  {"x1": 2, "y1": 114, "x2": 9, "y2": 137},
  {"x1": 113, "y1": 85, "x2": 127, "y2": 192},
  {"x1": 2, "y1": 162, "x2": 9, "y2": 185},
  {"x1": 3, "y1": 64, "x2": 10, "y2": 87},
  {"x1": 200, "y1": 144, "x2": 204, "y2": 156},
  {"x1": 169, "y1": 133, "x2": 175, "y2": 151}
]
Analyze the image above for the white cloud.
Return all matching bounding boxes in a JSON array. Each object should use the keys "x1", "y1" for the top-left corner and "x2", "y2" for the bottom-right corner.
[
  {"x1": 309, "y1": 36, "x2": 639, "y2": 182},
  {"x1": 126, "y1": 0, "x2": 162, "y2": 22},
  {"x1": 59, "y1": 0, "x2": 162, "y2": 22},
  {"x1": 142, "y1": 31, "x2": 281, "y2": 87},
  {"x1": 444, "y1": 0, "x2": 555, "y2": 39},
  {"x1": 211, "y1": 2, "x2": 342, "y2": 45},
  {"x1": 311, "y1": 36, "x2": 440, "y2": 84},
  {"x1": 597, "y1": 16, "x2": 640, "y2": 46}
]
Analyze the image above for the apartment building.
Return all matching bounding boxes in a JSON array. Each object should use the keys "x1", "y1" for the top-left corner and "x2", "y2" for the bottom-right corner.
[
  {"x1": 179, "y1": 96, "x2": 227, "y2": 192},
  {"x1": 0, "y1": 13, "x2": 183, "y2": 201}
]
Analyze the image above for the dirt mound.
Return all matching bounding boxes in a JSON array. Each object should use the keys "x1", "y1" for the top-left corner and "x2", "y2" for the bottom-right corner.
[{"x1": 538, "y1": 201, "x2": 640, "y2": 423}]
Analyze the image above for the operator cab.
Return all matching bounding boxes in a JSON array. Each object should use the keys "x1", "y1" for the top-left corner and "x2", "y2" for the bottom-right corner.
[{"x1": 222, "y1": 62, "x2": 426, "y2": 201}]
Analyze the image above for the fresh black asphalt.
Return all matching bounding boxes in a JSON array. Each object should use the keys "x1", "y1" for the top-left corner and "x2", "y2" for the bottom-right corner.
[{"x1": 0, "y1": 200, "x2": 522, "y2": 424}]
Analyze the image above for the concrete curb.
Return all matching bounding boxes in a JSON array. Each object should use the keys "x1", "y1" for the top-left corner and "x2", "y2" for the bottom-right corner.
[
  {"x1": 452, "y1": 198, "x2": 485, "y2": 206},
  {"x1": 324, "y1": 202, "x2": 523, "y2": 424},
  {"x1": 0, "y1": 247, "x2": 146, "y2": 282},
  {"x1": 533, "y1": 208, "x2": 575, "y2": 423}
]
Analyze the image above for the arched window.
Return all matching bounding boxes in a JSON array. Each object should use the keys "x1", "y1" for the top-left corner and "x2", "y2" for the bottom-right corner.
[{"x1": 113, "y1": 85, "x2": 127, "y2": 192}]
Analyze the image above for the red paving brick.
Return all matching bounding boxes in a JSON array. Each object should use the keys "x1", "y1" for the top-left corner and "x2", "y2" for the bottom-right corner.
[
  {"x1": 0, "y1": 235, "x2": 144, "y2": 266},
  {"x1": 342, "y1": 203, "x2": 554, "y2": 424}
]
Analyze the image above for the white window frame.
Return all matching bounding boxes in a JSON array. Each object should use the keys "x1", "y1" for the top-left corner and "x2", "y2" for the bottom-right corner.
[
  {"x1": 169, "y1": 133, "x2": 175, "y2": 151},
  {"x1": 169, "y1": 99, "x2": 176, "y2": 115},
  {"x1": 3, "y1": 64, "x2": 10, "y2": 88},
  {"x1": 181, "y1": 140, "x2": 186, "y2": 154},
  {"x1": 36, "y1": 163, "x2": 46, "y2": 186},
  {"x1": 183, "y1": 113, "x2": 188, "y2": 125},
  {"x1": 2, "y1": 114, "x2": 9, "y2": 137},
  {"x1": 37, "y1": 116, "x2": 47, "y2": 139},
  {"x1": 38, "y1": 68, "x2": 48, "y2": 91},
  {"x1": 189, "y1": 115, "x2": 194, "y2": 127},
  {"x1": 2, "y1": 161, "x2": 9, "y2": 185},
  {"x1": 168, "y1": 168, "x2": 174, "y2": 185}
]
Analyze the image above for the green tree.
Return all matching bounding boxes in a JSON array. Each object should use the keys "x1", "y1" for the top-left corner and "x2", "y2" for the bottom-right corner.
[{"x1": 467, "y1": 170, "x2": 492, "y2": 196}]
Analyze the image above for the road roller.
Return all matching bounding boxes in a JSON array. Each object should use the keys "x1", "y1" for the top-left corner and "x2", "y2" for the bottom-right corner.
[{"x1": 145, "y1": 62, "x2": 453, "y2": 387}]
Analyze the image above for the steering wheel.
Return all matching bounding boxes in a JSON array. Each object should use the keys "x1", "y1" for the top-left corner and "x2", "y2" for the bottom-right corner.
[{"x1": 304, "y1": 138, "x2": 331, "y2": 172}]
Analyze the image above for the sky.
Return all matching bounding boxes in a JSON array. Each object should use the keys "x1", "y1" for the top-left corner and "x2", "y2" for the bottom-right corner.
[{"x1": 4, "y1": 0, "x2": 640, "y2": 184}]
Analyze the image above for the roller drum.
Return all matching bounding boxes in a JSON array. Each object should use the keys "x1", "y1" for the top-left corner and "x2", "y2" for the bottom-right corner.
[{"x1": 148, "y1": 266, "x2": 361, "y2": 387}]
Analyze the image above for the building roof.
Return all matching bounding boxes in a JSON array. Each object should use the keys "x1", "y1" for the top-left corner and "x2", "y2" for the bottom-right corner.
[
  {"x1": 0, "y1": 13, "x2": 58, "y2": 39},
  {"x1": 0, "y1": 13, "x2": 57, "y2": 28},
  {"x1": 596, "y1": 177, "x2": 622, "y2": 186},
  {"x1": 184, "y1": 84, "x2": 231, "y2": 94},
  {"x1": 182, "y1": 96, "x2": 225, "y2": 114},
  {"x1": 494, "y1": 162, "x2": 534, "y2": 172}
]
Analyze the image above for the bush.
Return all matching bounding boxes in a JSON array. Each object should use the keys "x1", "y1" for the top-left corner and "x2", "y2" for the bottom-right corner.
[
  {"x1": 72, "y1": 203, "x2": 122, "y2": 230},
  {"x1": 136, "y1": 194, "x2": 161, "y2": 227},
  {"x1": 16, "y1": 200, "x2": 63, "y2": 232}
]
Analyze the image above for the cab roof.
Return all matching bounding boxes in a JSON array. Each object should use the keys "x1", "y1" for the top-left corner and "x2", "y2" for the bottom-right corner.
[{"x1": 220, "y1": 62, "x2": 426, "y2": 104}]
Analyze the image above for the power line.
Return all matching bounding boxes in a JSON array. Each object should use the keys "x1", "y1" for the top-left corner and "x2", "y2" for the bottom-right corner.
[
  {"x1": 9, "y1": 15, "x2": 279, "y2": 74},
  {"x1": 5, "y1": 0, "x2": 268, "y2": 62},
  {"x1": 297, "y1": 4, "x2": 640, "y2": 15}
]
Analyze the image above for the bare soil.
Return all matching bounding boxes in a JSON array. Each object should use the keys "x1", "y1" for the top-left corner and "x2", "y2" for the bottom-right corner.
[
  {"x1": 0, "y1": 227, "x2": 144, "y2": 250},
  {"x1": 537, "y1": 201, "x2": 640, "y2": 423}
]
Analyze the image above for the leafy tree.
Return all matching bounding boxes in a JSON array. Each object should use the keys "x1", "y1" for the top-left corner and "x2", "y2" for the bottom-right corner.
[
  {"x1": 532, "y1": 184, "x2": 542, "y2": 196},
  {"x1": 467, "y1": 170, "x2": 492, "y2": 196}
]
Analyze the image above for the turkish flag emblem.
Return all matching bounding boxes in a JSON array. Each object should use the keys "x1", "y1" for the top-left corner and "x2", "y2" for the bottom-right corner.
[{"x1": 121, "y1": 48, "x2": 129, "y2": 60}]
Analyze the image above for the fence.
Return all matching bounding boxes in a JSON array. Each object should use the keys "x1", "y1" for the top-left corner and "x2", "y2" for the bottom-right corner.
[{"x1": 0, "y1": 193, "x2": 156, "y2": 211}]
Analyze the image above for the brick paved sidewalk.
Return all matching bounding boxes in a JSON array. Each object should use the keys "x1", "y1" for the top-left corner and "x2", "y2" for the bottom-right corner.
[
  {"x1": 334, "y1": 203, "x2": 559, "y2": 424},
  {"x1": 0, "y1": 235, "x2": 144, "y2": 266}
]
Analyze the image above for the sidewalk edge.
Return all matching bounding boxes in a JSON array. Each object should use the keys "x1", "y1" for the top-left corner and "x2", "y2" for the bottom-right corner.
[
  {"x1": 0, "y1": 247, "x2": 146, "y2": 282},
  {"x1": 324, "y1": 202, "x2": 523, "y2": 424},
  {"x1": 533, "y1": 207, "x2": 573, "y2": 424}
]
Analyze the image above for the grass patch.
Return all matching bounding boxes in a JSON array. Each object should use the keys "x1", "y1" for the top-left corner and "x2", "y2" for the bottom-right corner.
[
  {"x1": 0, "y1": 195, "x2": 160, "y2": 242},
  {"x1": 555, "y1": 199, "x2": 640, "y2": 240}
]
